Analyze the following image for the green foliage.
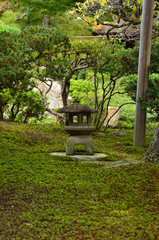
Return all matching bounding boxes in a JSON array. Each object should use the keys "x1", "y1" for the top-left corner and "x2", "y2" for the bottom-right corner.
[
  {"x1": 0, "y1": 28, "x2": 55, "y2": 121},
  {"x1": 0, "y1": 88, "x2": 12, "y2": 118},
  {"x1": 70, "y1": 78, "x2": 94, "y2": 104},
  {"x1": 121, "y1": 74, "x2": 138, "y2": 102},
  {"x1": 0, "y1": 10, "x2": 20, "y2": 28},
  {"x1": 21, "y1": 26, "x2": 70, "y2": 58},
  {"x1": 94, "y1": 39, "x2": 138, "y2": 76},
  {"x1": 92, "y1": 42, "x2": 138, "y2": 130},
  {"x1": 149, "y1": 38, "x2": 159, "y2": 74},
  {"x1": 16, "y1": 0, "x2": 85, "y2": 16},
  {"x1": 67, "y1": 40, "x2": 139, "y2": 130},
  {"x1": 14, "y1": 91, "x2": 45, "y2": 123},
  {"x1": 122, "y1": 73, "x2": 159, "y2": 121},
  {"x1": 0, "y1": 84, "x2": 45, "y2": 123},
  {"x1": 142, "y1": 74, "x2": 159, "y2": 120},
  {"x1": 50, "y1": 12, "x2": 92, "y2": 37},
  {"x1": 0, "y1": 24, "x2": 156, "y2": 126},
  {"x1": 0, "y1": 31, "x2": 29, "y2": 118},
  {"x1": 0, "y1": 6, "x2": 22, "y2": 32},
  {"x1": 1, "y1": 26, "x2": 97, "y2": 120},
  {"x1": 0, "y1": 20, "x2": 21, "y2": 33},
  {"x1": 0, "y1": 31, "x2": 28, "y2": 86}
]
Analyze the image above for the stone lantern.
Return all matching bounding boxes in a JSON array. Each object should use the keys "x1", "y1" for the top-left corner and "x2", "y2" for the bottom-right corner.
[{"x1": 57, "y1": 103, "x2": 97, "y2": 155}]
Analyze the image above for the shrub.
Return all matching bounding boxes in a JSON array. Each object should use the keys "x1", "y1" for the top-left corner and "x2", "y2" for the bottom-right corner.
[
  {"x1": 70, "y1": 78, "x2": 94, "y2": 104},
  {"x1": 121, "y1": 73, "x2": 159, "y2": 121}
]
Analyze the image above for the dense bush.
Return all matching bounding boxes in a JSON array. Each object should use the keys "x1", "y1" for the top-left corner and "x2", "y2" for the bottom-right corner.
[
  {"x1": 13, "y1": 90, "x2": 45, "y2": 123},
  {"x1": 0, "y1": 31, "x2": 30, "y2": 119},
  {"x1": 0, "y1": 27, "x2": 70, "y2": 122}
]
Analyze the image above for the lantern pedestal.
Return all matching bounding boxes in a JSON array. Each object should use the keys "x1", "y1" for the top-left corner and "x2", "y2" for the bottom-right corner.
[{"x1": 66, "y1": 135, "x2": 94, "y2": 155}]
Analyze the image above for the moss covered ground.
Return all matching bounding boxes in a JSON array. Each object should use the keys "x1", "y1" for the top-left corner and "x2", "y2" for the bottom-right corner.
[{"x1": 0, "y1": 120, "x2": 159, "y2": 239}]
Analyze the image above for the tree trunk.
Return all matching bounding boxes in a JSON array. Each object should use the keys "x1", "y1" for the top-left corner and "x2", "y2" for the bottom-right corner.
[
  {"x1": 0, "y1": 108, "x2": 3, "y2": 120},
  {"x1": 10, "y1": 103, "x2": 20, "y2": 121},
  {"x1": 144, "y1": 125, "x2": 159, "y2": 163},
  {"x1": 133, "y1": 0, "x2": 154, "y2": 146},
  {"x1": 23, "y1": 114, "x2": 29, "y2": 123},
  {"x1": 43, "y1": 15, "x2": 51, "y2": 28},
  {"x1": 61, "y1": 79, "x2": 70, "y2": 107}
]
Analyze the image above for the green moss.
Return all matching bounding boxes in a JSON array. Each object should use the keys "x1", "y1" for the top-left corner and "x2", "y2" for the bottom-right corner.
[{"x1": 0, "y1": 121, "x2": 158, "y2": 239}]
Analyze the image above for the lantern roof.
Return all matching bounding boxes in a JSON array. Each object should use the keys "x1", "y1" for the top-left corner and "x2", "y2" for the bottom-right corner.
[{"x1": 57, "y1": 103, "x2": 97, "y2": 113}]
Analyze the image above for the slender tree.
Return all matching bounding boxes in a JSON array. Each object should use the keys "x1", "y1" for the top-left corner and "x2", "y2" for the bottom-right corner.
[{"x1": 134, "y1": 0, "x2": 154, "y2": 146}]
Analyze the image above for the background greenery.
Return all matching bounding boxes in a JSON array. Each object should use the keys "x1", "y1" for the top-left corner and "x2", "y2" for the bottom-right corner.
[{"x1": 0, "y1": 1, "x2": 158, "y2": 127}]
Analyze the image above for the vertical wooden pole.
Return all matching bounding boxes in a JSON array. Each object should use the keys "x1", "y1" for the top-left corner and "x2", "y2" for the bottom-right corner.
[{"x1": 133, "y1": 0, "x2": 154, "y2": 146}]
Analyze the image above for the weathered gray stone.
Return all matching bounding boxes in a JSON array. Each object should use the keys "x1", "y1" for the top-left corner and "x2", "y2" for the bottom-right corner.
[
  {"x1": 50, "y1": 152, "x2": 108, "y2": 162},
  {"x1": 109, "y1": 131, "x2": 127, "y2": 136},
  {"x1": 50, "y1": 152, "x2": 144, "y2": 167},
  {"x1": 57, "y1": 103, "x2": 97, "y2": 113},
  {"x1": 96, "y1": 132, "x2": 106, "y2": 136},
  {"x1": 119, "y1": 131, "x2": 127, "y2": 136},
  {"x1": 64, "y1": 126, "x2": 96, "y2": 135},
  {"x1": 66, "y1": 135, "x2": 94, "y2": 155}
]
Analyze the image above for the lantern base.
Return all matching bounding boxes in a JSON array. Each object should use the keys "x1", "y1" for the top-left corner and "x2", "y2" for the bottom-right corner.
[{"x1": 66, "y1": 135, "x2": 94, "y2": 155}]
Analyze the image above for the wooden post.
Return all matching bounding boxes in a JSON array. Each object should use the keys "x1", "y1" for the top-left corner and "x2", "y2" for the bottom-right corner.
[{"x1": 133, "y1": 0, "x2": 154, "y2": 146}]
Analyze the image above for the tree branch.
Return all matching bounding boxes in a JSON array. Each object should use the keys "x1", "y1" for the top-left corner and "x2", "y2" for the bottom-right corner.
[
  {"x1": 45, "y1": 107, "x2": 64, "y2": 119},
  {"x1": 17, "y1": 12, "x2": 29, "y2": 22},
  {"x1": 104, "y1": 102, "x2": 135, "y2": 131}
]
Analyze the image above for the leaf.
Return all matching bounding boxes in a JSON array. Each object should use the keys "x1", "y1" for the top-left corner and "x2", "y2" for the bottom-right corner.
[
  {"x1": 133, "y1": 6, "x2": 136, "y2": 12},
  {"x1": 99, "y1": 0, "x2": 105, "y2": 7}
]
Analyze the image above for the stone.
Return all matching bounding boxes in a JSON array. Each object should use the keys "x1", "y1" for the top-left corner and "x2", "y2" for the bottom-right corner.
[
  {"x1": 50, "y1": 152, "x2": 144, "y2": 167},
  {"x1": 109, "y1": 131, "x2": 127, "y2": 136},
  {"x1": 57, "y1": 103, "x2": 96, "y2": 113},
  {"x1": 66, "y1": 135, "x2": 94, "y2": 155},
  {"x1": 35, "y1": 80, "x2": 72, "y2": 118},
  {"x1": 50, "y1": 152, "x2": 108, "y2": 162},
  {"x1": 96, "y1": 132, "x2": 106, "y2": 136},
  {"x1": 64, "y1": 126, "x2": 96, "y2": 135},
  {"x1": 102, "y1": 107, "x2": 122, "y2": 127},
  {"x1": 118, "y1": 131, "x2": 127, "y2": 136}
]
